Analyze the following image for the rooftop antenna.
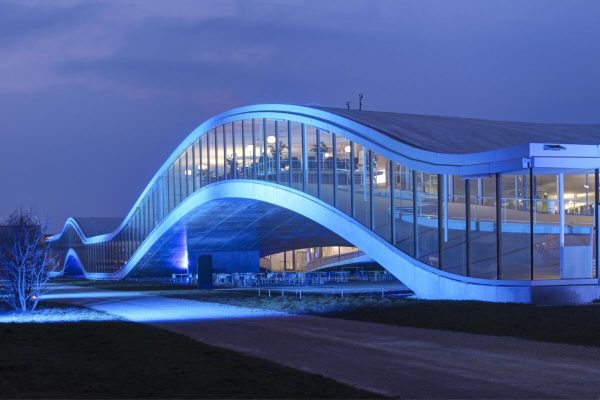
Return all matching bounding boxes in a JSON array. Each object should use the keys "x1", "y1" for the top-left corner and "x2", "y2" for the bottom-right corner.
[
  {"x1": 345, "y1": 101, "x2": 351, "y2": 110},
  {"x1": 358, "y1": 93, "x2": 364, "y2": 111}
]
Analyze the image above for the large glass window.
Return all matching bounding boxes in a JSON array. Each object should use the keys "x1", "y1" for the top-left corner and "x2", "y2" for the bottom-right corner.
[
  {"x1": 274, "y1": 120, "x2": 290, "y2": 186},
  {"x1": 336, "y1": 136, "x2": 352, "y2": 216},
  {"x1": 233, "y1": 121, "x2": 243, "y2": 179},
  {"x1": 319, "y1": 130, "x2": 334, "y2": 205},
  {"x1": 242, "y1": 119, "x2": 254, "y2": 179},
  {"x1": 306, "y1": 125, "x2": 319, "y2": 197},
  {"x1": 140, "y1": 199, "x2": 147, "y2": 237},
  {"x1": 183, "y1": 147, "x2": 192, "y2": 198},
  {"x1": 469, "y1": 176, "x2": 498, "y2": 278},
  {"x1": 372, "y1": 154, "x2": 392, "y2": 242},
  {"x1": 394, "y1": 163, "x2": 414, "y2": 256},
  {"x1": 265, "y1": 119, "x2": 277, "y2": 183},
  {"x1": 533, "y1": 171, "x2": 596, "y2": 280},
  {"x1": 353, "y1": 142, "x2": 370, "y2": 227},
  {"x1": 416, "y1": 173, "x2": 439, "y2": 266},
  {"x1": 500, "y1": 172, "x2": 531, "y2": 279},
  {"x1": 290, "y1": 122, "x2": 303, "y2": 190},
  {"x1": 154, "y1": 177, "x2": 162, "y2": 224},
  {"x1": 564, "y1": 171, "x2": 596, "y2": 278},
  {"x1": 216, "y1": 125, "x2": 224, "y2": 181},
  {"x1": 224, "y1": 123, "x2": 234, "y2": 180},
  {"x1": 441, "y1": 175, "x2": 467, "y2": 275},
  {"x1": 207, "y1": 129, "x2": 215, "y2": 183},
  {"x1": 254, "y1": 119, "x2": 265, "y2": 180},
  {"x1": 200, "y1": 134, "x2": 208, "y2": 186},
  {"x1": 162, "y1": 173, "x2": 170, "y2": 215},
  {"x1": 148, "y1": 189, "x2": 155, "y2": 232},
  {"x1": 161, "y1": 176, "x2": 167, "y2": 222},
  {"x1": 193, "y1": 140, "x2": 201, "y2": 191},
  {"x1": 532, "y1": 173, "x2": 559, "y2": 279},
  {"x1": 172, "y1": 162, "x2": 181, "y2": 208}
]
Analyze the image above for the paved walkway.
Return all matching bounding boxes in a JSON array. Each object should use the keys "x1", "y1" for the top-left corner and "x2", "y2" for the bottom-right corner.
[{"x1": 49, "y1": 284, "x2": 600, "y2": 399}]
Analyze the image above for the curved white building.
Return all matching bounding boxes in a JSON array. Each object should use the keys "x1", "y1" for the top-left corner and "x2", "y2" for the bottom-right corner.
[{"x1": 49, "y1": 104, "x2": 600, "y2": 303}]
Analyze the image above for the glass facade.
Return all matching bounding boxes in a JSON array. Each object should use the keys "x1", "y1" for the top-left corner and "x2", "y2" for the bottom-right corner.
[
  {"x1": 50, "y1": 116, "x2": 600, "y2": 281},
  {"x1": 353, "y1": 143, "x2": 370, "y2": 228},
  {"x1": 265, "y1": 246, "x2": 360, "y2": 272},
  {"x1": 417, "y1": 173, "x2": 439, "y2": 267}
]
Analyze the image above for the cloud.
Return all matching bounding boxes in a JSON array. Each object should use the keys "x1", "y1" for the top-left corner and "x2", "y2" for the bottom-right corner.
[{"x1": 0, "y1": 0, "x2": 236, "y2": 93}]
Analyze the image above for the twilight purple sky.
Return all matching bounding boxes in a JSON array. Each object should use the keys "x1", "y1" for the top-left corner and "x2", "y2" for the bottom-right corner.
[{"x1": 1, "y1": 0, "x2": 599, "y2": 232}]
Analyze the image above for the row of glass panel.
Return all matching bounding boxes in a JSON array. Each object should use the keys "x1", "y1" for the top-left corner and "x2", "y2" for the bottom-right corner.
[{"x1": 51, "y1": 117, "x2": 599, "y2": 279}]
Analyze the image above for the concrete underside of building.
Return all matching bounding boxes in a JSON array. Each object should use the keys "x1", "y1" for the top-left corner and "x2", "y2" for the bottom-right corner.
[{"x1": 50, "y1": 104, "x2": 600, "y2": 304}]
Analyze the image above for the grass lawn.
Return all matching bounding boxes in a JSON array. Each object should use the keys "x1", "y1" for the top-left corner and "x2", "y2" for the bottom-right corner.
[
  {"x1": 324, "y1": 299, "x2": 600, "y2": 348},
  {"x1": 0, "y1": 314, "x2": 379, "y2": 399}
]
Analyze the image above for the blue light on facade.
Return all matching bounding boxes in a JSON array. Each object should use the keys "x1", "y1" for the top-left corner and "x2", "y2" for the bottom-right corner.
[{"x1": 47, "y1": 104, "x2": 600, "y2": 304}]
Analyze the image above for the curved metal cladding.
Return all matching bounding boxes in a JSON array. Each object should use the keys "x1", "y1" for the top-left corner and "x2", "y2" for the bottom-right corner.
[{"x1": 50, "y1": 104, "x2": 600, "y2": 302}]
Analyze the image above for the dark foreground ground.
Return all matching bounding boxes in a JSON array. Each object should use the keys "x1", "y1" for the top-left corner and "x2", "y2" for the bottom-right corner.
[
  {"x1": 46, "y1": 284, "x2": 600, "y2": 399},
  {"x1": 0, "y1": 317, "x2": 379, "y2": 399}
]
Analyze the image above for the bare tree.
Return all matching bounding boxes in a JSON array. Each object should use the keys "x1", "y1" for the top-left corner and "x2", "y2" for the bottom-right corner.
[{"x1": 0, "y1": 208, "x2": 63, "y2": 312}]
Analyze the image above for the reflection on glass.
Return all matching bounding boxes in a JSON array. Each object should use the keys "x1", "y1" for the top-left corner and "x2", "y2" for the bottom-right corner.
[
  {"x1": 207, "y1": 129, "x2": 215, "y2": 183},
  {"x1": 394, "y1": 163, "x2": 413, "y2": 256},
  {"x1": 274, "y1": 120, "x2": 290, "y2": 186},
  {"x1": 242, "y1": 119, "x2": 253, "y2": 179},
  {"x1": 173, "y1": 159, "x2": 181, "y2": 207},
  {"x1": 372, "y1": 153, "x2": 391, "y2": 242},
  {"x1": 336, "y1": 136, "x2": 352, "y2": 216},
  {"x1": 233, "y1": 121, "x2": 243, "y2": 179},
  {"x1": 193, "y1": 140, "x2": 200, "y2": 191},
  {"x1": 469, "y1": 176, "x2": 497, "y2": 278},
  {"x1": 416, "y1": 173, "x2": 439, "y2": 267},
  {"x1": 254, "y1": 119, "x2": 265, "y2": 180},
  {"x1": 500, "y1": 173, "x2": 531, "y2": 279},
  {"x1": 306, "y1": 126, "x2": 318, "y2": 197},
  {"x1": 353, "y1": 143, "x2": 370, "y2": 227},
  {"x1": 184, "y1": 147, "x2": 192, "y2": 197},
  {"x1": 290, "y1": 122, "x2": 303, "y2": 190},
  {"x1": 441, "y1": 175, "x2": 466, "y2": 275},
  {"x1": 533, "y1": 172, "x2": 596, "y2": 279},
  {"x1": 224, "y1": 123, "x2": 234, "y2": 180},
  {"x1": 265, "y1": 119, "x2": 276, "y2": 183},
  {"x1": 216, "y1": 125, "x2": 224, "y2": 181},
  {"x1": 319, "y1": 130, "x2": 334, "y2": 205},
  {"x1": 564, "y1": 172, "x2": 596, "y2": 278}
]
